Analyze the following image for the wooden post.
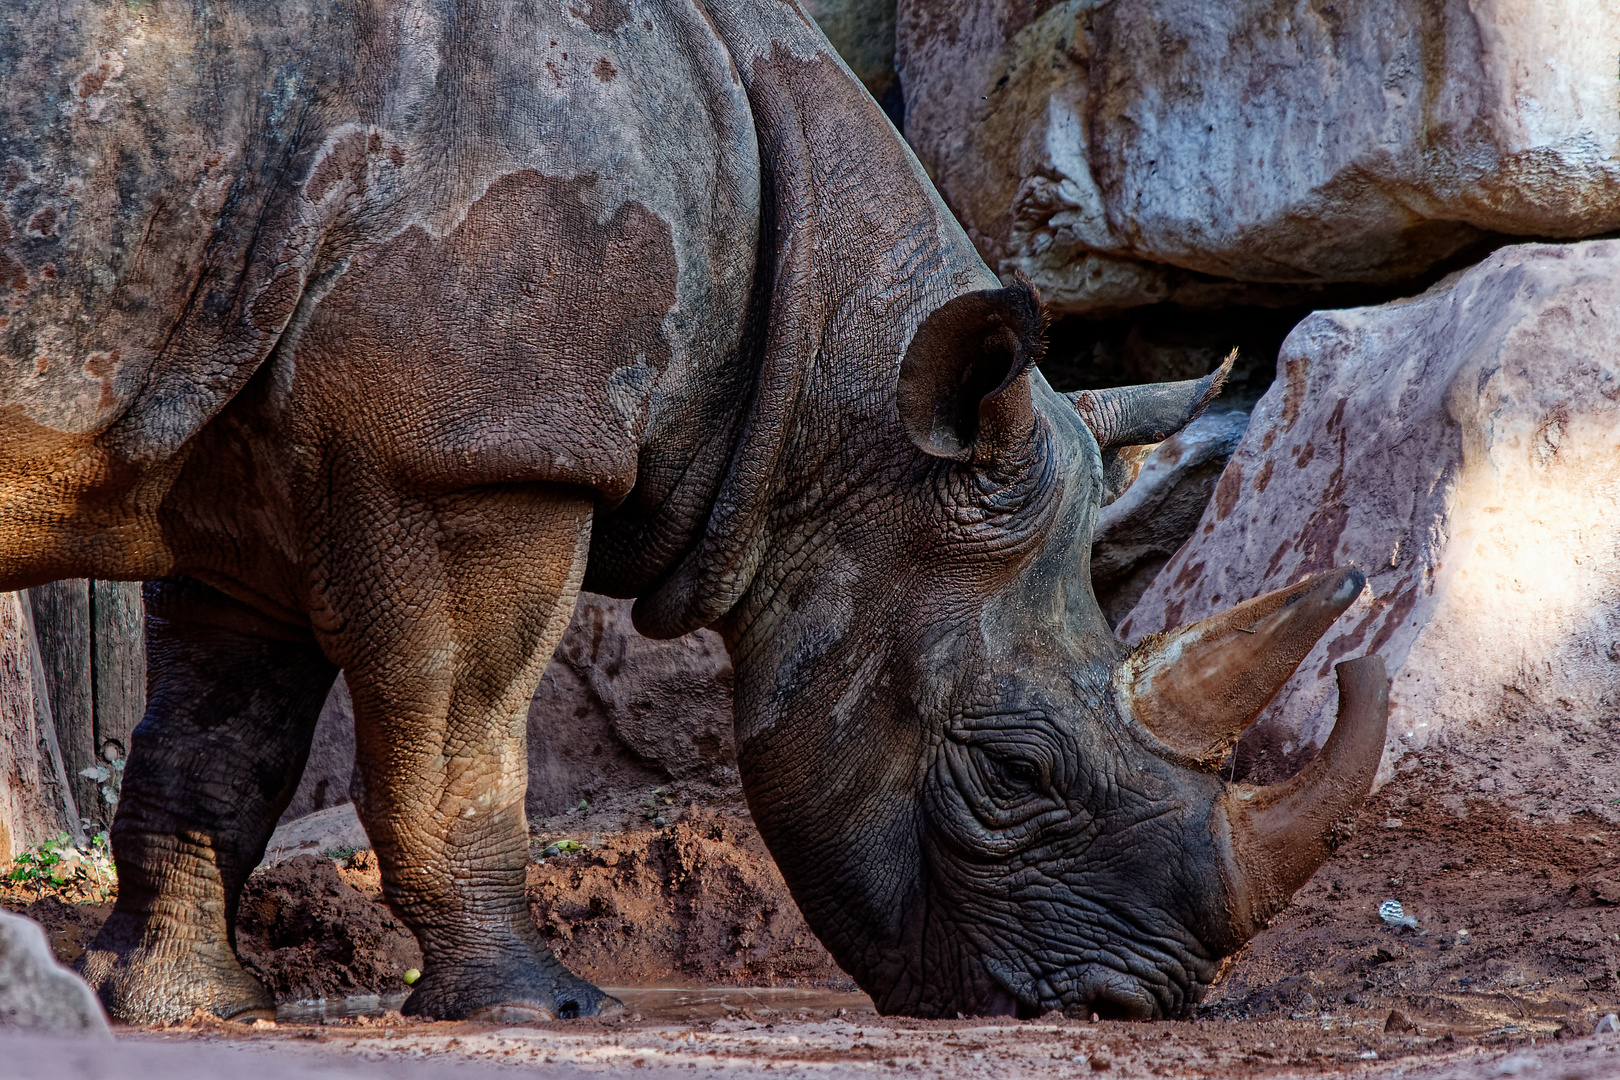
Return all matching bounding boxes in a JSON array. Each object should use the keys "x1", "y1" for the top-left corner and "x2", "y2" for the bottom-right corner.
[
  {"x1": 90, "y1": 580, "x2": 145, "y2": 801},
  {"x1": 27, "y1": 581, "x2": 96, "y2": 834}
]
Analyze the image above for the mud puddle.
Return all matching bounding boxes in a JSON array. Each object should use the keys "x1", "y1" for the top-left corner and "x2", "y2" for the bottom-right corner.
[
  {"x1": 274, "y1": 991, "x2": 410, "y2": 1024},
  {"x1": 606, "y1": 985, "x2": 875, "y2": 1022}
]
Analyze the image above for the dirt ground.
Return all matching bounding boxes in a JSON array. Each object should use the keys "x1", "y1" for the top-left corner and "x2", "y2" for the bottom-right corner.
[{"x1": 5, "y1": 768, "x2": 1619, "y2": 1077}]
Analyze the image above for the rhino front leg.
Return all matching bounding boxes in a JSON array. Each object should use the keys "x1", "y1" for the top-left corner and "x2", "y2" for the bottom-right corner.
[
  {"x1": 79, "y1": 576, "x2": 339, "y2": 1023},
  {"x1": 328, "y1": 486, "x2": 609, "y2": 1021}
]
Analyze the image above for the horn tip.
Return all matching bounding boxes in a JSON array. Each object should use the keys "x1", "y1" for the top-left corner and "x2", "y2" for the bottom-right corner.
[{"x1": 1334, "y1": 567, "x2": 1367, "y2": 603}]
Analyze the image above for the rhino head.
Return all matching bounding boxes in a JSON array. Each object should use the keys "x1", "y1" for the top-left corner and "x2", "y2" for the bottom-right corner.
[{"x1": 705, "y1": 281, "x2": 1387, "y2": 1020}]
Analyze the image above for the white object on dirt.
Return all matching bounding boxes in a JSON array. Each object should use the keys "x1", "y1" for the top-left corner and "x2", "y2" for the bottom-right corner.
[
  {"x1": 0, "y1": 910, "x2": 109, "y2": 1035},
  {"x1": 1596, "y1": 1013, "x2": 1619, "y2": 1035},
  {"x1": 1377, "y1": 899, "x2": 1419, "y2": 930}
]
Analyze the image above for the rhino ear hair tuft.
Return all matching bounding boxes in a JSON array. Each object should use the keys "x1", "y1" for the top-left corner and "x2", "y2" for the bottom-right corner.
[{"x1": 897, "y1": 279, "x2": 1046, "y2": 464}]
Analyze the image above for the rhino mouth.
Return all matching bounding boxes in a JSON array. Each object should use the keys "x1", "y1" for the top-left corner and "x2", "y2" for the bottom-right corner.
[
  {"x1": 986, "y1": 951, "x2": 1205, "y2": 1020},
  {"x1": 981, "y1": 932, "x2": 1202, "y2": 1020}
]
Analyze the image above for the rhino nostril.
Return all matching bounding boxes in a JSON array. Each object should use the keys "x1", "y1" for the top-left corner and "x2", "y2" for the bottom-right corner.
[
  {"x1": 1084, "y1": 992, "x2": 1155, "y2": 1022},
  {"x1": 1058, "y1": 966, "x2": 1160, "y2": 1022}
]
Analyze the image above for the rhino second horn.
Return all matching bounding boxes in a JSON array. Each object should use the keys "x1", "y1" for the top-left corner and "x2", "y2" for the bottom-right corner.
[
  {"x1": 1065, "y1": 349, "x2": 1234, "y2": 449},
  {"x1": 1217, "y1": 655, "x2": 1389, "y2": 936},
  {"x1": 1122, "y1": 567, "x2": 1366, "y2": 769}
]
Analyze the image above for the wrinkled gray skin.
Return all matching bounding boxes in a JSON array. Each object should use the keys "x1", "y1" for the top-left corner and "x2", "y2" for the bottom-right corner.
[{"x1": 0, "y1": 0, "x2": 1378, "y2": 1024}]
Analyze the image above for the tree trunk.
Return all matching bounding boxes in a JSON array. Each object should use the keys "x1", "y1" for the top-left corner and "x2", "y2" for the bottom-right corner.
[
  {"x1": 0, "y1": 592, "x2": 83, "y2": 856},
  {"x1": 10, "y1": 593, "x2": 84, "y2": 846},
  {"x1": 28, "y1": 581, "x2": 96, "y2": 833}
]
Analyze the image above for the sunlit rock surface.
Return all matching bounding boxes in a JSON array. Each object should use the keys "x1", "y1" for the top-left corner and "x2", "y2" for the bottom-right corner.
[
  {"x1": 1120, "y1": 240, "x2": 1620, "y2": 816},
  {"x1": 897, "y1": 0, "x2": 1620, "y2": 314}
]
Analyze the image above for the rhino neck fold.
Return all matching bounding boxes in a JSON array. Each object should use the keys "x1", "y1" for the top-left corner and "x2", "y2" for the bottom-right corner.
[{"x1": 623, "y1": 0, "x2": 998, "y2": 641}]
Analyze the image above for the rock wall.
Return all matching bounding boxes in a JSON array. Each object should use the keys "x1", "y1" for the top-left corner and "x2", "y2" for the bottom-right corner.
[
  {"x1": 1121, "y1": 240, "x2": 1620, "y2": 820},
  {"x1": 896, "y1": 0, "x2": 1620, "y2": 315},
  {"x1": 1091, "y1": 407, "x2": 1249, "y2": 625}
]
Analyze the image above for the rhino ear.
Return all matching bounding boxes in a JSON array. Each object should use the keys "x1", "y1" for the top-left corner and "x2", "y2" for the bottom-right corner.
[{"x1": 897, "y1": 280, "x2": 1046, "y2": 464}]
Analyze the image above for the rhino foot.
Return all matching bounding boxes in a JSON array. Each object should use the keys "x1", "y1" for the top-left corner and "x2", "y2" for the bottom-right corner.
[
  {"x1": 401, "y1": 950, "x2": 618, "y2": 1021},
  {"x1": 78, "y1": 910, "x2": 274, "y2": 1025}
]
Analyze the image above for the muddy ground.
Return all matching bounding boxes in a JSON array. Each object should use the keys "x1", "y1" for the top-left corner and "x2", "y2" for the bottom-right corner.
[{"x1": 5, "y1": 769, "x2": 1619, "y2": 1077}]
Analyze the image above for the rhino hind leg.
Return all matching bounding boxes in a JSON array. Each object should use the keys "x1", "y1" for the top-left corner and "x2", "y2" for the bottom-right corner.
[
  {"x1": 330, "y1": 486, "x2": 613, "y2": 1021},
  {"x1": 79, "y1": 576, "x2": 339, "y2": 1024}
]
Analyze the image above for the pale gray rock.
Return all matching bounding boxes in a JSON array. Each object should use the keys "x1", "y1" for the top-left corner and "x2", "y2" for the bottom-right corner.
[
  {"x1": 897, "y1": 0, "x2": 1620, "y2": 315},
  {"x1": 525, "y1": 593, "x2": 736, "y2": 819},
  {"x1": 281, "y1": 676, "x2": 358, "y2": 822},
  {"x1": 262, "y1": 802, "x2": 370, "y2": 867},
  {"x1": 1090, "y1": 408, "x2": 1249, "y2": 626},
  {"x1": 1120, "y1": 240, "x2": 1620, "y2": 815},
  {"x1": 0, "y1": 909, "x2": 109, "y2": 1035}
]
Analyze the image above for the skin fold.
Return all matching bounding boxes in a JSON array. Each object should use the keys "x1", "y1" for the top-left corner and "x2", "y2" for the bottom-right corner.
[{"x1": 0, "y1": 0, "x2": 1386, "y2": 1022}]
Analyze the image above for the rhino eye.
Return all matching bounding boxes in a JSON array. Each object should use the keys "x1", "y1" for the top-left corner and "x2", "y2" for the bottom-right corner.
[
  {"x1": 987, "y1": 754, "x2": 1040, "y2": 793},
  {"x1": 928, "y1": 729, "x2": 1071, "y2": 857}
]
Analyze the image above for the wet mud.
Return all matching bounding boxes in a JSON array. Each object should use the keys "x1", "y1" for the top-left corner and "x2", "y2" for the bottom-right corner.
[{"x1": 235, "y1": 852, "x2": 422, "y2": 1004}]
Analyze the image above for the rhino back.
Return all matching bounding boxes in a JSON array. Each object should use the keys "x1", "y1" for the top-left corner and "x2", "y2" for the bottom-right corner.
[{"x1": 2, "y1": 0, "x2": 760, "y2": 552}]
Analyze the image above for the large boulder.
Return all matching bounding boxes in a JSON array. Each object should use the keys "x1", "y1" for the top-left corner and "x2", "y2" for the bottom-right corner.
[
  {"x1": 0, "y1": 910, "x2": 109, "y2": 1035},
  {"x1": 1120, "y1": 239, "x2": 1620, "y2": 817},
  {"x1": 896, "y1": 0, "x2": 1620, "y2": 315},
  {"x1": 525, "y1": 594, "x2": 737, "y2": 818}
]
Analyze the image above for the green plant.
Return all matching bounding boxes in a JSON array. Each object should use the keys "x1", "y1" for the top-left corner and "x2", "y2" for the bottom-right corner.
[
  {"x1": 79, "y1": 745, "x2": 127, "y2": 811},
  {"x1": 542, "y1": 839, "x2": 585, "y2": 858},
  {"x1": 5, "y1": 832, "x2": 116, "y2": 901}
]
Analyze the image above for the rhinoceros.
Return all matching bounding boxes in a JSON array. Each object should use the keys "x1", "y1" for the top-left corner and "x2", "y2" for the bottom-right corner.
[{"x1": 0, "y1": 0, "x2": 1387, "y2": 1023}]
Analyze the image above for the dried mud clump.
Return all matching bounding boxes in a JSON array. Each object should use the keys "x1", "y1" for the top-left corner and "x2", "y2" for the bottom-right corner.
[
  {"x1": 528, "y1": 806, "x2": 854, "y2": 989},
  {"x1": 235, "y1": 854, "x2": 421, "y2": 1002}
]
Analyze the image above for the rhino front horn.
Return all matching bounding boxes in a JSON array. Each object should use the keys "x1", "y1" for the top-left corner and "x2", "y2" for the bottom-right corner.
[
  {"x1": 1218, "y1": 655, "x2": 1389, "y2": 935},
  {"x1": 1121, "y1": 567, "x2": 1366, "y2": 769}
]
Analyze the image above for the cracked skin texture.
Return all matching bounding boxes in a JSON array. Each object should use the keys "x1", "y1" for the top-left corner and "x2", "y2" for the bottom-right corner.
[{"x1": 2, "y1": 0, "x2": 1385, "y2": 1026}]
